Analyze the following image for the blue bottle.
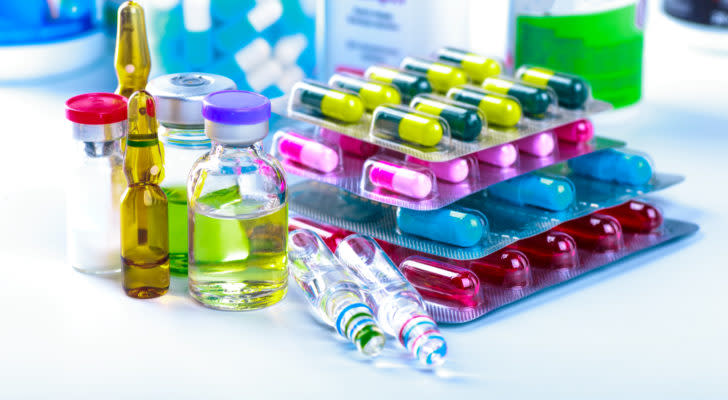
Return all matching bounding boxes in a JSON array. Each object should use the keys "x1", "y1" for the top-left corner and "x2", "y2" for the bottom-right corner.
[
  {"x1": 568, "y1": 149, "x2": 653, "y2": 186},
  {"x1": 487, "y1": 173, "x2": 575, "y2": 211},
  {"x1": 396, "y1": 205, "x2": 487, "y2": 247}
]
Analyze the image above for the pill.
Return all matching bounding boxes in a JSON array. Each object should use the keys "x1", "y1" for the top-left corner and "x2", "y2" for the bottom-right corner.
[
  {"x1": 599, "y1": 200, "x2": 663, "y2": 233},
  {"x1": 329, "y1": 74, "x2": 402, "y2": 111},
  {"x1": 365, "y1": 66, "x2": 432, "y2": 101},
  {"x1": 368, "y1": 160, "x2": 433, "y2": 199},
  {"x1": 436, "y1": 47, "x2": 502, "y2": 83},
  {"x1": 487, "y1": 173, "x2": 575, "y2": 211},
  {"x1": 400, "y1": 256, "x2": 481, "y2": 307},
  {"x1": 320, "y1": 128, "x2": 380, "y2": 158},
  {"x1": 568, "y1": 149, "x2": 653, "y2": 186},
  {"x1": 410, "y1": 95, "x2": 483, "y2": 141},
  {"x1": 555, "y1": 214, "x2": 623, "y2": 252},
  {"x1": 475, "y1": 143, "x2": 518, "y2": 167},
  {"x1": 298, "y1": 81, "x2": 364, "y2": 123},
  {"x1": 508, "y1": 231, "x2": 578, "y2": 269},
  {"x1": 373, "y1": 106, "x2": 445, "y2": 147},
  {"x1": 467, "y1": 249, "x2": 531, "y2": 287},
  {"x1": 400, "y1": 57, "x2": 468, "y2": 93},
  {"x1": 405, "y1": 155, "x2": 470, "y2": 183},
  {"x1": 481, "y1": 76, "x2": 555, "y2": 118},
  {"x1": 276, "y1": 131, "x2": 339, "y2": 173},
  {"x1": 288, "y1": 216, "x2": 353, "y2": 251},
  {"x1": 516, "y1": 65, "x2": 590, "y2": 109},
  {"x1": 517, "y1": 131, "x2": 555, "y2": 157},
  {"x1": 554, "y1": 119, "x2": 594, "y2": 143},
  {"x1": 396, "y1": 206, "x2": 487, "y2": 247},
  {"x1": 447, "y1": 87, "x2": 521, "y2": 127}
]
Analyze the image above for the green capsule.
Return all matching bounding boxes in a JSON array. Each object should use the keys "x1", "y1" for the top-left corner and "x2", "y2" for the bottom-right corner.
[
  {"x1": 329, "y1": 74, "x2": 402, "y2": 111},
  {"x1": 410, "y1": 95, "x2": 483, "y2": 141}
]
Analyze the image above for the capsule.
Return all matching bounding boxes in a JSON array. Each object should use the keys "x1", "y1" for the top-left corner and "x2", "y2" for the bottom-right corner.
[
  {"x1": 436, "y1": 47, "x2": 502, "y2": 83},
  {"x1": 467, "y1": 249, "x2": 531, "y2": 287},
  {"x1": 516, "y1": 65, "x2": 590, "y2": 109},
  {"x1": 275, "y1": 131, "x2": 340, "y2": 173},
  {"x1": 476, "y1": 143, "x2": 518, "y2": 167},
  {"x1": 509, "y1": 231, "x2": 578, "y2": 269},
  {"x1": 400, "y1": 57, "x2": 468, "y2": 93},
  {"x1": 114, "y1": 1, "x2": 151, "y2": 99},
  {"x1": 487, "y1": 173, "x2": 575, "y2": 211},
  {"x1": 328, "y1": 74, "x2": 402, "y2": 112},
  {"x1": 447, "y1": 87, "x2": 521, "y2": 127},
  {"x1": 405, "y1": 155, "x2": 471, "y2": 184},
  {"x1": 367, "y1": 160, "x2": 433, "y2": 199},
  {"x1": 554, "y1": 119, "x2": 594, "y2": 143},
  {"x1": 555, "y1": 214, "x2": 623, "y2": 252},
  {"x1": 298, "y1": 81, "x2": 364, "y2": 123},
  {"x1": 372, "y1": 106, "x2": 445, "y2": 147},
  {"x1": 517, "y1": 131, "x2": 555, "y2": 157},
  {"x1": 400, "y1": 256, "x2": 481, "y2": 307},
  {"x1": 599, "y1": 200, "x2": 663, "y2": 233},
  {"x1": 320, "y1": 128, "x2": 380, "y2": 158},
  {"x1": 568, "y1": 149, "x2": 653, "y2": 186},
  {"x1": 365, "y1": 66, "x2": 432, "y2": 101},
  {"x1": 481, "y1": 77, "x2": 555, "y2": 118},
  {"x1": 410, "y1": 95, "x2": 483, "y2": 141},
  {"x1": 396, "y1": 206, "x2": 487, "y2": 247},
  {"x1": 288, "y1": 216, "x2": 353, "y2": 251}
]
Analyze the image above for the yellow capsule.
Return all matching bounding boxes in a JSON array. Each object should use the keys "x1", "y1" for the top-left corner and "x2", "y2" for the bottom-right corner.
[
  {"x1": 447, "y1": 87, "x2": 522, "y2": 127},
  {"x1": 436, "y1": 48, "x2": 502, "y2": 83},
  {"x1": 115, "y1": 1, "x2": 151, "y2": 99},
  {"x1": 400, "y1": 57, "x2": 468, "y2": 93},
  {"x1": 329, "y1": 74, "x2": 402, "y2": 111},
  {"x1": 374, "y1": 106, "x2": 444, "y2": 147},
  {"x1": 299, "y1": 81, "x2": 364, "y2": 123}
]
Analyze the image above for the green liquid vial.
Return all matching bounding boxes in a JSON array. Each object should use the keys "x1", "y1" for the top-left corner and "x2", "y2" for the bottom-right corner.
[
  {"x1": 188, "y1": 90, "x2": 288, "y2": 311},
  {"x1": 147, "y1": 72, "x2": 237, "y2": 275}
]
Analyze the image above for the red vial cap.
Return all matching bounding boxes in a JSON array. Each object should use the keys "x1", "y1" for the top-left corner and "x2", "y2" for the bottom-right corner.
[
  {"x1": 555, "y1": 214, "x2": 623, "y2": 252},
  {"x1": 65, "y1": 93, "x2": 128, "y2": 125},
  {"x1": 510, "y1": 231, "x2": 578, "y2": 270}
]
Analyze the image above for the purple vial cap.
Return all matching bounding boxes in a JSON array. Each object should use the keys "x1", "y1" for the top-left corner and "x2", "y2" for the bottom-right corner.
[{"x1": 202, "y1": 90, "x2": 271, "y2": 125}]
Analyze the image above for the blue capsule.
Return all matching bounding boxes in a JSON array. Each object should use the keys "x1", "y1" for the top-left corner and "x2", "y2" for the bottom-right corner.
[
  {"x1": 487, "y1": 173, "x2": 575, "y2": 211},
  {"x1": 568, "y1": 149, "x2": 653, "y2": 186},
  {"x1": 396, "y1": 206, "x2": 487, "y2": 247}
]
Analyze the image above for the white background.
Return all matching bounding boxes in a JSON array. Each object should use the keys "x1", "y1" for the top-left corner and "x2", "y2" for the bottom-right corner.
[{"x1": 1, "y1": 1, "x2": 726, "y2": 398}]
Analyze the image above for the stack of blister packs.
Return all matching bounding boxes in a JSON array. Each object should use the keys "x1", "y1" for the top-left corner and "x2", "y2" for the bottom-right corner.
[{"x1": 271, "y1": 47, "x2": 698, "y2": 324}]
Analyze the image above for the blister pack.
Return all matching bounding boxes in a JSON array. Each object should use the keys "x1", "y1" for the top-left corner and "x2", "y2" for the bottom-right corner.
[
  {"x1": 270, "y1": 121, "x2": 624, "y2": 210},
  {"x1": 288, "y1": 150, "x2": 684, "y2": 260}
]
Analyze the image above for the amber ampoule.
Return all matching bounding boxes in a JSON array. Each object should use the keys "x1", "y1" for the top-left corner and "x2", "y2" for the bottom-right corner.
[
  {"x1": 114, "y1": 1, "x2": 151, "y2": 99},
  {"x1": 121, "y1": 90, "x2": 170, "y2": 299}
]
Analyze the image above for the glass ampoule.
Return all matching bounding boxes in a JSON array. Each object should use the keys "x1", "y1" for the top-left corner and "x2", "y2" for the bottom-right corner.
[
  {"x1": 188, "y1": 90, "x2": 288, "y2": 310},
  {"x1": 115, "y1": 1, "x2": 151, "y2": 99},
  {"x1": 121, "y1": 90, "x2": 170, "y2": 299},
  {"x1": 288, "y1": 229, "x2": 386, "y2": 356},
  {"x1": 335, "y1": 235, "x2": 448, "y2": 367},
  {"x1": 146, "y1": 72, "x2": 236, "y2": 274},
  {"x1": 65, "y1": 93, "x2": 128, "y2": 274}
]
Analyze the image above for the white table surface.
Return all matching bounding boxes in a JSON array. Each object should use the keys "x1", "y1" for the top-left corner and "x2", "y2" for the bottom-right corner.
[{"x1": 1, "y1": 4, "x2": 726, "y2": 399}]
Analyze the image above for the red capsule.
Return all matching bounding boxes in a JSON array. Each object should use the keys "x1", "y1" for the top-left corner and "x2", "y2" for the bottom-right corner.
[
  {"x1": 555, "y1": 214, "x2": 623, "y2": 252},
  {"x1": 599, "y1": 200, "x2": 663, "y2": 233},
  {"x1": 401, "y1": 256, "x2": 481, "y2": 307},
  {"x1": 288, "y1": 217, "x2": 353, "y2": 251},
  {"x1": 509, "y1": 231, "x2": 578, "y2": 269},
  {"x1": 467, "y1": 249, "x2": 531, "y2": 287}
]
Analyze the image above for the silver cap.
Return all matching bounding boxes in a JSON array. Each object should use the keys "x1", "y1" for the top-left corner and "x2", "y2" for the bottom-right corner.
[{"x1": 146, "y1": 73, "x2": 236, "y2": 128}]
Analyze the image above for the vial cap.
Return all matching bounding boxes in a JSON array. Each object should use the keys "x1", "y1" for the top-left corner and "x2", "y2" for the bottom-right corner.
[
  {"x1": 65, "y1": 93, "x2": 128, "y2": 125},
  {"x1": 202, "y1": 90, "x2": 271, "y2": 125},
  {"x1": 146, "y1": 73, "x2": 236, "y2": 127}
]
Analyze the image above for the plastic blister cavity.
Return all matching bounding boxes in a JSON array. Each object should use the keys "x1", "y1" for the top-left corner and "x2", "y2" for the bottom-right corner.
[
  {"x1": 328, "y1": 73, "x2": 402, "y2": 112},
  {"x1": 481, "y1": 76, "x2": 558, "y2": 119},
  {"x1": 599, "y1": 200, "x2": 663, "y2": 233},
  {"x1": 364, "y1": 66, "x2": 432, "y2": 102},
  {"x1": 409, "y1": 94, "x2": 486, "y2": 141},
  {"x1": 467, "y1": 249, "x2": 531, "y2": 288},
  {"x1": 288, "y1": 229, "x2": 386, "y2": 356},
  {"x1": 568, "y1": 149, "x2": 653, "y2": 186},
  {"x1": 400, "y1": 57, "x2": 469, "y2": 93},
  {"x1": 509, "y1": 231, "x2": 579, "y2": 270},
  {"x1": 476, "y1": 143, "x2": 519, "y2": 167},
  {"x1": 516, "y1": 65, "x2": 591, "y2": 110},
  {"x1": 320, "y1": 128, "x2": 380, "y2": 158},
  {"x1": 516, "y1": 130, "x2": 556, "y2": 157},
  {"x1": 361, "y1": 157, "x2": 437, "y2": 200},
  {"x1": 273, "y1": 130, "x2": 342, "y2": 174},
  {"x1": 370, "y1": 105, "x2": 451, "y2": 149},
  {"x1": 400, "y1": 256, "x2": 482, "y2": 307},
  {"x1": 396, "y1": 205, "x2": 488, "y2": 248},
  {"x1": 446, "y1": 86, "x2": 522, "y2": 128},
  {"x1": 554, "y1": 119, "x2": 594, "y2": 143},
  {"x1": 289, "y1": 80, "x2": 365, "y2": 123},
  {"x1": 486, "y1": 173, "x2": 576, "y2": 212},
  {"x1": 335, "y1": 235, "x2": 448, "y2": 366},
  {"x1": 404, "y1": 155, "x2": 479, "y2": 184},
  {"x1": 554, "y1": 213, "x2": 624, "y2": 252},
  {"x1": 436, "y1": 47, "x2": 503, "y2": 84}
]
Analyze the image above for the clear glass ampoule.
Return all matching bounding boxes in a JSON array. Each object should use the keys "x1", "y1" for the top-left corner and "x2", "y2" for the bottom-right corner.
[
  {"x1": 188, "y1": 90, "x2": 288, "y2": 311},
  {"x1": 121, "y1": 90, "x2": 170, "y2": 299},
  {"x1": 146, "y1": 72, "x2": 236, "y2": 275},
  {"x1": 335, "y1": 235, "x2": 448, "y2": 367},
  {"x1": 115, "y1": 1, "x2": 151, "y2": 99},
  {"x1": 65, "y1": 93, "x2": 128, "y2": 274},
  {"x1": 288, "y1": 229, "x2": 386, "y2": 356}
]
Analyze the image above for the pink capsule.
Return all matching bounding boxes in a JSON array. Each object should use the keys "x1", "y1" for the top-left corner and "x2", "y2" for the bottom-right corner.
[
  {"x1": 554, "y1": 119, "x2": 594, "y2": 143},
  {"x1": 517, "y1": 131, "x2": 555, "y2": 157},
  {"x1": 277, "y1": 131, "x2": 339, "y2": 173},
  {"x1": 405, "y1": 155, "x2": 470, "y2": 183},
  {"x1": 400, "y1": 256, "x2": 481, "y2": 307},
  {"x1": 368, "y1": 160, "x2": 433, "y2": 199},
  {"x1": 320, "y1": 128, "x2": 380, "y2": 158},
  {"x1": 476, "y1": 143, "x2": 518, "y2": 167}
]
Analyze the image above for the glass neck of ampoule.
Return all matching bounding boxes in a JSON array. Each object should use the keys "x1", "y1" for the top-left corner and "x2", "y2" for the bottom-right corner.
[
  {"x1": 326, "y1": 290, "x2": 385, "y2": 357},
  {"x1": 380, "y1": 296, "x2": 447, "y2": 367}
]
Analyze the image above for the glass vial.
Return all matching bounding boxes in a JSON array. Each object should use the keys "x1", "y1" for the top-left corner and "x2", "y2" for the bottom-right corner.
[
  {"x1": 147, "y1": 72, "x2": 236, "y2": 275},
  {"x1": 65, "y1": 93, "x2": 128, "y2": 274},
  {"x1": 188, "y1": 90, "x2": 288, "y2": 311}
]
